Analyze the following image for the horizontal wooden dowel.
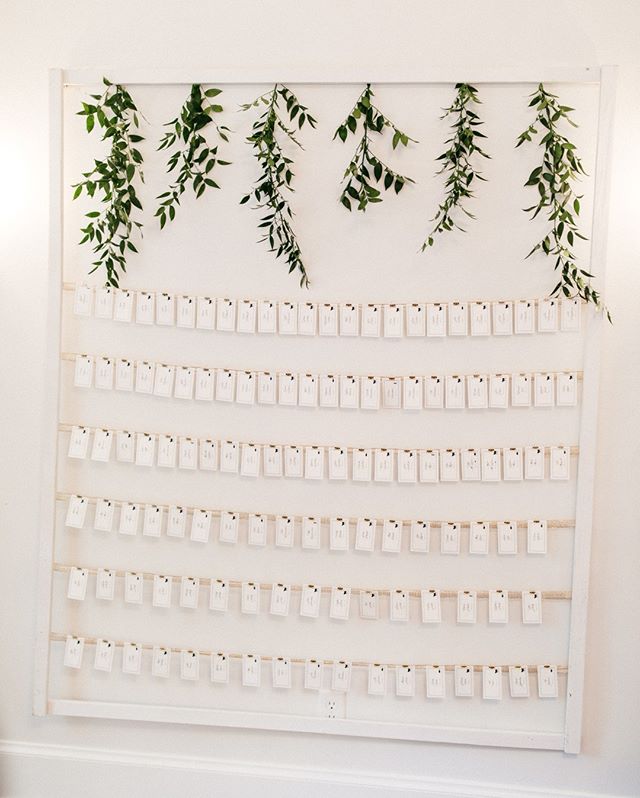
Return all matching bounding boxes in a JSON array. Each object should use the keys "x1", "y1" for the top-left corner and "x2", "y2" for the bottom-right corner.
[
  {"x1": 52, "y1": 562, "x2": 571, "y2": 600},
  {"x1": 62, "y1": 279, "x2": 587, "y2": 310},
  {"x1": 56, "y1": 423, "x2": 581, "y2": 457},
  {"x1": 60, "y1": 350, "x2": 585, "y2": 383},
  {"x1": 49, "y1": 632, "x2": 569, "y2": 672},
  {"x1": 55, "y1": 492, "x2": 577, "y2": 528}
]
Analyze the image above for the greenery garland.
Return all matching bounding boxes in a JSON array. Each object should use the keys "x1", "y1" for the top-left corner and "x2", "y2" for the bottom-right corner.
[
  {"x1": 421, "y1": 83, "x2": 489, "y2": 250},
  {"x1": 155, "y1": 84, "x2": 231, "y2": 229},
  {"x1": 72, "y1": 77, "x2": 144, "y2": 288},
  {"x1": 517, "y1": 84, "x2": 607, "y2": 317},
  {"x1": 240, "y1": 84, "x2": 316, "y2": 288},
  {"x1": 334, "y1": 84, "x2": 416, "y2": 211}
]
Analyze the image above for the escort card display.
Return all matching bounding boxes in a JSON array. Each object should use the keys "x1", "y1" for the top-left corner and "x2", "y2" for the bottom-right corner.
[{"x1": 35, "y1": 70, "x2": 611, "y2": 754}]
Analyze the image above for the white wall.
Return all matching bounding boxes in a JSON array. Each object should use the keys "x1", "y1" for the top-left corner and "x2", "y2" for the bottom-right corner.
[{"x1": 0, "y1": 1, "x2": 638, "y2": 796}]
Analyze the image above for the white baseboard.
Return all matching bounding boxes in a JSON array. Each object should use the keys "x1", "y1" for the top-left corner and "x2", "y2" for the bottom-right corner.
[{"x1": 0, "y1": 739, "x2": 612, "y2": 798}]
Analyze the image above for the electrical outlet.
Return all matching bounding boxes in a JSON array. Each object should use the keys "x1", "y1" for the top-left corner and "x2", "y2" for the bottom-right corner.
[{"x1": 319, "y1": 691, "x2": 345, "y2": 719}]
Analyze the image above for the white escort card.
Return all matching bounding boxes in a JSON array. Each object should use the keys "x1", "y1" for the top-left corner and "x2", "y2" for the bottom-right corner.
[
  {"x1": 211, "y1": 652, "x2": 230, "y2": 683},
  {"x1": 124, "y1": 572, "x2": 143, "y2": 604},
  {"x1": 68, "y1": 425, "x2": 89, "y2": 459},
  {"x1": 426, "y1": 665, "x2": 446, "y2": 698},
  {"x1": 241, "y1": 581, "x2": 260, "y2": 614},
  {"x1": 457, "y1": 590, "x2": 477, "y2": 623},
  {"x1": 73, "y1": 284, "x2": 93, "y2": 317},
  {"x1": 368, "y1": 663, "x2": 387, "y2": 696},
  {"x1": 470, "y1": 302, "x2": 490, "y2": 336},
  {"x1": 421, "y1": 589, "x2": 441, "y2": 623},
  {"x1": 492, "y1": 301, "x2": 513, "y2": 335},
  {"x1": 488, "y1": 589, "x2": 509, "y2": 624},
  {"x1": 515, "y1": 299, "x2": 535, "y2": 334},
  {"x1": 304, "y1": 659, "x2": 323, "y2": 690},
  {"x1": 360, "y1": 590, "x2": 379, "y2": 620},
  {"x1": 527, "y1": 520, "x2": 548, "y2": 554},
  {"x1": 332, "y1": 661, "x2": 351, "y2": 692},
  {"x1": 152, "y1": 575, "x2": 172, "y2": 608},
  {"x1": 448, "y1": 302, "x2": 468, "y2": 335},
  {"x1": 176, "y1": 295, "x2": 196, "y2": 328},
  {"x1": 454, "y1": 665, "x2": 474, "y2": 697},
  {"x1": 406, "y1": 304, "x2": 426, "y2": 336},
  {"x1": 180, "y1": 650, "x2": 200, "y2": 681},
  {"x1": 209, "y1": 580, "x2": 229, "y2": 612},
  {"x1": 301, "y1": 517, "x2": 320, "y2": 549},
  {"x1": 383, "y1": 304, "x2": 403, "y2": 337},
  {"x1": 390, "y1": 589, "x2": 409, "y2": 622},
  {"x1": 469, "y1": 521, "x2": 489, "y2": 555},
  {"x1": 197, "y1": 296, "x2": 216, "y2": 329},
  {"x1": 136, "y1": 291, "x2": 154, "y2": 324},
  {"x1": 156, "y1": 293, "x2": 175, "y2": 325},
  {"x1": 236, "y1": 299, "x2": 255, "y2": 333},
  {"x1": 64, "y1": 635, "x2": 85, "y2": 669},
  {"x1": 509, "y1": 666, "x2": 530, "y2": 698},
  {"x1": 180, "y1": 577, "x2": 200, "y2": 609},
  {"x1": 122, "y1": 642, "x2": 142, "y2": 675},
  {"x1": 67, "y1": 567, "x2": 88, "y2": 601},
  {"x1": 356, "y1": 518, "x2": 376, "y2": 551},
  {"x1": 482, "y1": 666, "x2": 503, "y2": 700},
  {"x1": 298, "y1": 302, "x2": 317, "y2": 335},
  {"x1": 94, "y1": 639, "x2": 115, "y2": 673},
  {"x1": 167, "y1": 506, "x2": 187, "y2": 538},
  {"x1": 216, "y1": 298, "x2": 236, "y2": 331},
  {"x1": 537, "y1": 665, "x2": 559, "y2": 698},
  {"x1": 329, "y1": 586, "x2": 351, "y2": 620},
  {"x1": 300, "y1": 584, "x2": 321, "y2": 618},
  {"x1": 95, "y1": 567, "x2": 115, "y2": 600},
  {"x1": 538, "y1": 298, "x2": 558, "y2": 332},
  {"x1": 410, "y1": 520, "x2": 430, "y2": 552},
  {"x1": 94, "y1": 287, "x2": 114, "y2": 319},
  {"x1": 113, "y1": 289, "x2": 134, "y2": 322},
  {"x1": 95, "y1": 357, "x2": 114, "y2": 390},
  {"x1": 427, "y1": 303, "x2": 446, "y2": 336},
  {"x1": 65, "y1": 495, "x2": 88, "y2": 528},
  {"x1": 522, "y1": 590, "x2": 542, "y2": 624},
  {"x1": 272, "y1": 657, "x2": 292, "y2": 689},
  {"x1": 396, "y1": 665, "x2": 415, "y2": 697},
  {"x1": 362, "y1": 304, "x2": 381, "y2": 337},
  {"x1": 270, "y1": 583, "x2": 291, "y2": 616},
  {"x1": 242, "y1": 654, "x2": 261, "y2": 687}
]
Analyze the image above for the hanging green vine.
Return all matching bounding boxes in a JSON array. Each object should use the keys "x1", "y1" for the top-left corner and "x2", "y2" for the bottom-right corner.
[
  {"x1": 240, "y1": 84, "x2": 316, "y2": 288},
  {"x1": 421, "y1": 83, "x2": 489, "y2": 250},
  {"x1": 72, "y1": 77, "x2": 145, "y2": 288},
  {"x1": 155, "y1": 84, "x2": 231, "y2": 228},
  {"x1": 517, "y1": 83, "x2": 607, "y2": 318},
  {"x1": 334, "y1": 84, "x2": 416, "y2": 212}
]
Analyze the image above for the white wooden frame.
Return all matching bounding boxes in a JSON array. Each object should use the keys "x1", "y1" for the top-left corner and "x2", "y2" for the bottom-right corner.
[{"x1": 34, "y1": 66, "x2": 616, "y2": 753}]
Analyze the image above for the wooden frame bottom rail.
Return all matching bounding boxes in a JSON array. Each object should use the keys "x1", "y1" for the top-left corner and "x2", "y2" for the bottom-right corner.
[{"x1": 47, "y1": 698, "x2": 566, "y2": 749}]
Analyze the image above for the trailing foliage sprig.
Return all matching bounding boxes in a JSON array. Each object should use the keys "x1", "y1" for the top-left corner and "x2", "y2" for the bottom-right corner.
[
  {"x1": 517, "y1": 83, "x2": 607, "y2": 318},
  {"x1": 240, "y1": 84, "x2": 316, "y2": 288},
  {"x1": 421, "y1": 83, "x2": 489, "y2": 250},
  {"x1": 155, "y1": 84, "x2": 231, "y2": 228},
  {"x1": 334, "y1": 83, "x2": 416, "y2": 211},
  {"x1": 72, "y1": 77, "x2": 145, "y2": 288}
]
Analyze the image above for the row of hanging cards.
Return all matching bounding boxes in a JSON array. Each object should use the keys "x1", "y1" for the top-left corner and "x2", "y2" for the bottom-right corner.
[
  {"x1": 62, "y1": 637, "x2": 560, "y2": 700},
  {"x1": 65, "y1": 568, "x2": 547, "y2": 625},
  {"x1": 73, "y1": 355, "x2": 580, "y2": 410},
  {"x1": 73, "y1": 285, "x2": 581, "y2": 336},
  {"x1": 65, "y1": 498, "x2": 551, "y2": 555},
  {"x1": 66, "y1": 429, "x2": 572, "y2": 482}
]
